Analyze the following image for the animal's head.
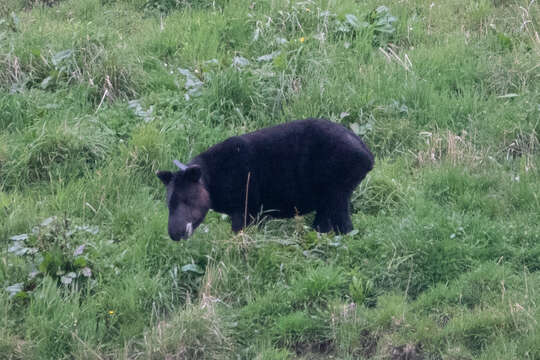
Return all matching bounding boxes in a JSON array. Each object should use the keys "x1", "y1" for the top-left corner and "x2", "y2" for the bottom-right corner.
[{"x1": 156, "y1": 160, "x2": 211, "y2": 241}]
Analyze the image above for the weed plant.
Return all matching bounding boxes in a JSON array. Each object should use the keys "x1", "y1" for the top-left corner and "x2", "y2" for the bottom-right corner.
[{"x1": 1, "y1": 0, "x2": 539, "y2": 358}]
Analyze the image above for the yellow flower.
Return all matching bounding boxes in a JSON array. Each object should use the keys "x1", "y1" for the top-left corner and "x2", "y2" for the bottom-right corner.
[
  {"x1": 300, "y1": 37, "x2": 305, "y2": 43},
  {"x1": 305, "y1": 8, "x2": 310, "y2": 12},
  {"x1": 108, "y1": 310, "x2": 115, "y2": 315}
]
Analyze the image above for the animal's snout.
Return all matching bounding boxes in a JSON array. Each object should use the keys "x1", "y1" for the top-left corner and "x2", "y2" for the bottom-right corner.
[
  {"x1": 168, "y1": 225, "x2": 187, "y2": 241},
  {"x1": 168, "y1": 230, "x2": 185, "y2": 241},
  {"x1": 168, "y1": 222, "x2": 194, "y2": 241}
]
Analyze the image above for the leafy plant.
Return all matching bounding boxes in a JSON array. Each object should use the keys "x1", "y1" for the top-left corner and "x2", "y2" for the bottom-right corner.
[
  {"x1": 6, "y1": 216, "x2": 96, "y2": 301},
  {"x1": 325, "y1": 5, "x2": 397, "y2": 45},
  {"x1": 366, "y1": 6, "x2": 397, "y2": 39},
  {"x1": 38, "y1": 49, "x2": 78, "y2": 91},
  {"x1": 143, "y1": 0, "x2": 225, "y2": 13},
  {"x1": 348, "y1": 273, "x2": 375, "y2": 306}
]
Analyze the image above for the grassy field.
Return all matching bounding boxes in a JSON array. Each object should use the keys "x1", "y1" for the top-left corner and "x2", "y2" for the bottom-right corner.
[{"x1": 1, "y1": 0, "x2": 539, "y2": 358}]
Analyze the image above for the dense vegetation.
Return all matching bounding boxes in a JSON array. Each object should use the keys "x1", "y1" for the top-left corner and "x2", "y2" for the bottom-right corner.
[{"x1": 1, "y1": 0, "x2": 539, "y2": 358}]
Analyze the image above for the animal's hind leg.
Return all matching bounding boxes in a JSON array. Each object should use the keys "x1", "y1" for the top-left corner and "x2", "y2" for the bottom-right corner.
[
  {"x1": 329, "y1": 193, "x2": 353, "y2": 234},
  {"x1": 313, "y1": 191, "x2": 353, "y2": 234},
  {"x1": 313, "y1": 209, "x2": 332, "y2": 233},
  {"x1": 331, "y1": 209, "x2": 352, "y2": 234}
]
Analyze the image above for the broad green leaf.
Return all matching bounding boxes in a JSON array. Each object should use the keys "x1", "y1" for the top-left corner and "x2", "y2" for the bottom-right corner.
[
  {"x1": 52, "y1": 49, "x2": 73, "y2": 66},
  {"x1": 181, "y1": 263, "x2": 204, "y2": 274}
]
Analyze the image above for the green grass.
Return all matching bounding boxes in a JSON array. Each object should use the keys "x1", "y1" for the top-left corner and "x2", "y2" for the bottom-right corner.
[{"x1": 1, "y1": 0, "x2": 539, "y2": 358}]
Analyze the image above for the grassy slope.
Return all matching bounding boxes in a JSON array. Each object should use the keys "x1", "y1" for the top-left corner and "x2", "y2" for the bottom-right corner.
[{"x1": 1, "y1": 0, "x2": 539, "y2": 358}]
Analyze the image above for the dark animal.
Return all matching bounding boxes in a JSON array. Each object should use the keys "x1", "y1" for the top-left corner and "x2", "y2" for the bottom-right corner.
[{"x1": 156, "y1": 118, "x2": 374, "y2": 241}]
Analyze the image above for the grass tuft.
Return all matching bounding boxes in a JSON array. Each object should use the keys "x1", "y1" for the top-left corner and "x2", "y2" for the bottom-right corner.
[{"x1": 144, "y1": 301, "x2": 233, "y2": 359}]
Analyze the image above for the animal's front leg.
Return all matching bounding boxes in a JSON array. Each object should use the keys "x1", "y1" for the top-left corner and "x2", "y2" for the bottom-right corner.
[
  {"x1": 230, "y1": 212, "x2": 256, "y2": 233},
  {"x1": 230, "y1": 213, "x2": 245, "y2": 233}
]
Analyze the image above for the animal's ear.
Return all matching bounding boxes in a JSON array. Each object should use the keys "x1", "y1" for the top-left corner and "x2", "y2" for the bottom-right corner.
[
  {"x1": 184, "y1": 165, "x2": 202, "y2": 182},
  {"x1": 173, "y1": 160, "x2": 187, "y2": 171},
  {"x1": 156, "y1": 170, "x2": 173, "y2": 185}
]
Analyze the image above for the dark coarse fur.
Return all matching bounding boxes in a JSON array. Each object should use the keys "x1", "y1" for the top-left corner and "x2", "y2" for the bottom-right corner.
[{"x1": 157, "y1": 118, "x2": 374, "y2": 240}]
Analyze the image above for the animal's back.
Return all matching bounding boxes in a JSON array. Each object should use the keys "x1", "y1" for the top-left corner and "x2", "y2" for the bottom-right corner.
[{"x1": 239, "y1": 118, "x2": 373, "y2": 215}]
